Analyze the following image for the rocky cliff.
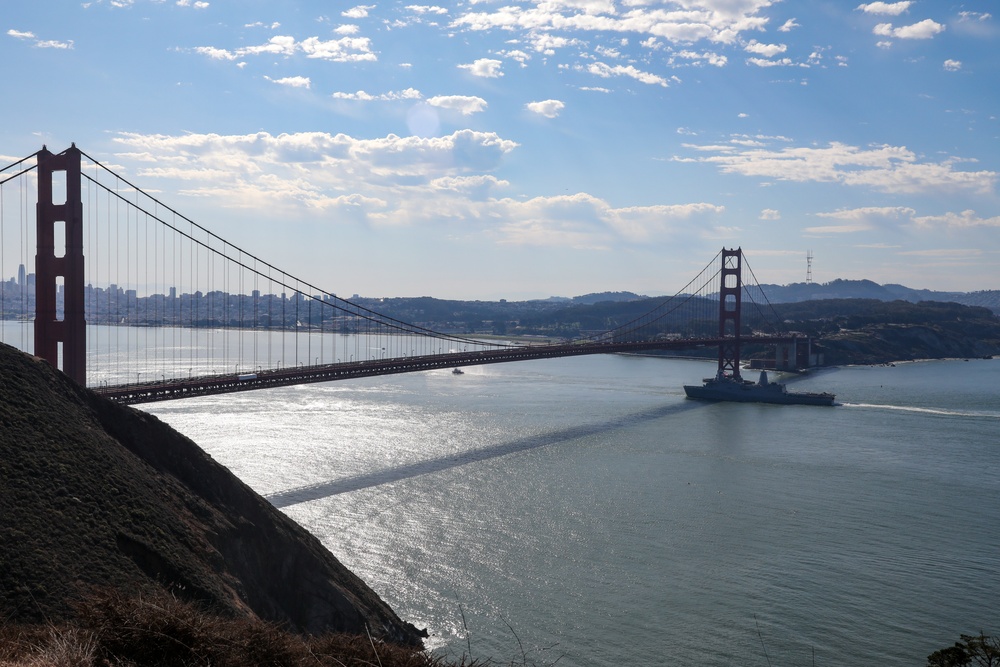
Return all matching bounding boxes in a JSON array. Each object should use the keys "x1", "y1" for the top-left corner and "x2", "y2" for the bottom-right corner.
[{"x1": 0, "y1": 342, "x2": 424, "y2": 645}]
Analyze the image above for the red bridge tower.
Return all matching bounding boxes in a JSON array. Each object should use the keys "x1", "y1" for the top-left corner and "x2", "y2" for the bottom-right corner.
[
  {"x1": 34, "y1": 145, "x2": 86, "y2": 385},
  {"x1": 717, "y1": 247, "x2": 742, "y2": 380}
]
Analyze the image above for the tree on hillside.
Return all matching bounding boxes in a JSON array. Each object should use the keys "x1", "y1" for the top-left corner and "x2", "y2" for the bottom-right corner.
[{"x1": 928, "y1": 633, "x2": 1000, "y2": 667}]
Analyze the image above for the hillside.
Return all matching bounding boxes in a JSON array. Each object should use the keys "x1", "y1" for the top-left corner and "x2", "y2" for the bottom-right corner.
[
  {"x1": 0, "y1": 342, "x2": 424, "y2": 646},
  {"x1": 341, "y1": 281, "x2": 1000, "y2": 338},
  {"x1": 772, "y1": 300, "x2": 1000, "y2": 365},
  {"x1": 757, "y1": 280, "x2": 1000, "y2": 313}
]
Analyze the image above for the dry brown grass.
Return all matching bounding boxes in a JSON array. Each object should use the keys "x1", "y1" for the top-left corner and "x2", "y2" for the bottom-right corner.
[{"x1": 0, "y1": 591, "x2": 484, "y2": 667}]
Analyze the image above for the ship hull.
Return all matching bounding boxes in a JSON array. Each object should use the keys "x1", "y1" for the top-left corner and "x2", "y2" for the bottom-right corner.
[{"x1": 683, "y1": 380, "x2": 835, "y2": 406}]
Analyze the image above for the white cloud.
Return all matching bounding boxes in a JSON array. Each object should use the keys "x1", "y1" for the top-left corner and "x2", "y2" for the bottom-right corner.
[
  {"x1": 236, "y1": 35, "x2": 297, "y2": 57},
  {"x1": 526, "y1": 99, "x2": 565, "y2": 118},
  {"x1": 406, "y1": 5, "x2": 449, "y2": 15},
  {"x1": 458, "y1": 58, "x2": 504, "y2": 78},
  {"x1": 873, "y1": 19, "x2": 945, "y2": 39},
  {"x1": 587, "y1": 62, "x2": 669, "y2": 86},
  {"x1": 958, "y1": 11, "x2": 992, "y2": 22},
  {"x1": 194, "y1": 46, "x2": 237, "y2": 60},
  {"x1": 449, "y1": 1, "x2": 776, "y2": 48},
  {"x1": 744, "y1": 40, "x2": 787, "y2": 57},
  {"x1": 746, "y1": 57, "x2": 794, "y2": 67},
  {"x1": 912, "y1": 210, "x2": 1000, "y2": 228},
  {"x1": 498, "y1": 49, "x2": 531, "y2": 65},
  {"x1": 106, "y1": 130, "x2": 729, "y2": 251},
  {"x1": 427, "y1": 95, "x2": 488, "y2": 115},
  {"x1": 807, "y1": 206, "x2": 916, "y2": 233},
  {"x1": 36, "y1": 39, "x2": 74, "y2": 49},
  {"x1": 7, "y1": 28, "x2": 73, "y2": 49},
  {"x1": 176, "y1": 0, "x2": 210, "y2": 8},
  {"x1": 759, "y1": 209, "x2": 781, "y2": 220},
  {"x1": 265, "y1": 75, "x2": 311, "y2": 89},
  {"x1": 195, "y1": 35, "x2": 377, "y2": 63},
  {"x1": 856, "y1": 2, "x2": 912, "y2": 16},
  {"x1": 679, "y1": 141, "x2": 998, "y2": 195},
  {"x1": 430, "y1": 174, "x2": 508, "y2": 197},
  {"x1": 493, "y1": 195, "x2": 724, "y2": 247},
  {"x1": 343, "y1": 5, "x2": 374, "y2": 19},
  {"x1": 111, "y1": 130, "x2": 519, "y2": 221},
  {"x1": 777, "y1": 18, "x2": 799, "y2": 32},
  {"x1": 672, "y1": 50, "x2": 727, "y2": 67},
  {"x1": 332, "y1": 88, "x2": 422, "y2": 101},
  {"x1": 528, "y1": 33, "x2": 578, "y2": 54},
  {"x1": 943, "y1": 59, "x2": 961, "y2": 72},
  {"x1": 300, "y1": 35, "x2": 377, "y2": 62}
]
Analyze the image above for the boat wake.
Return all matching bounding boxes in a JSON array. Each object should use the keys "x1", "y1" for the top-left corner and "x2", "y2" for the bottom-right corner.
[{"x1": 841, "y1": 402, "x2": 1000, "y2": 419}]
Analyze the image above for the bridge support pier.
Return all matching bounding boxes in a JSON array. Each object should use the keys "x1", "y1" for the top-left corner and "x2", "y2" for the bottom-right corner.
[
  {"x1": 775, "y1": 341, "x2": 797, "y2": 371},
  {"x1": 34, "y1": 145, "x2": 86, "y2": 385}
]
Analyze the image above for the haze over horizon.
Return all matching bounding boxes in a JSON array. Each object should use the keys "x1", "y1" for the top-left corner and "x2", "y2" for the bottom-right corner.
[{"x1": 2, "y1": 0, "x2": 997, "y2": 301}]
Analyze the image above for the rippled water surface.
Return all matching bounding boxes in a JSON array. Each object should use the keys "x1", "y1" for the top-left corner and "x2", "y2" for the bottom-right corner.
[{"x1": 144, "y1": 355, "x2": 1000, "y2": 666}]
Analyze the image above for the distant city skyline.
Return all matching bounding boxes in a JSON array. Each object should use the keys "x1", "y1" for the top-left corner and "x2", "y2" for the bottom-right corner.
[{"x1": 1, "y1": 1, "x2": 998, "y2": 299}]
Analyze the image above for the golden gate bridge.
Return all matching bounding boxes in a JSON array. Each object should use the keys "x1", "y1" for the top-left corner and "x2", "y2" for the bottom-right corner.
[{"x1": 1, "y1": 145, "x2": 816, "y2": 405}]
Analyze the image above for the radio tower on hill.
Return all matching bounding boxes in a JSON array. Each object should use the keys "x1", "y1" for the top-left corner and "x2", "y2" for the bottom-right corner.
[{"x1": 806, "y1": 250, "x2": 813, "y2": 284}]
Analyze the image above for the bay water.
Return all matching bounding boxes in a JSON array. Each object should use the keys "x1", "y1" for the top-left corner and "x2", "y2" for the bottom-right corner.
[{"x1": 135, "y1": 353, "x2": 1000, "y2": 666}]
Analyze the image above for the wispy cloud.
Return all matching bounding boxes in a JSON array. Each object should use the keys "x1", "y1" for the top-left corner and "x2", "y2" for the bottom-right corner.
[
  {"x1": 807, "y1": 206, "x2": 916, "y2": 233},
  {"x1": 193, "y1": 34, "x2": 376, "y2": 63},
  {"x1": 912, "y1": 210, "x2": 1000, "y2": 228},
  {"x1": 332, "y1": 88, "x2": 422, "y2": 101},
  {"x1": 678, "y1": 141, "x2": 997, "y2": 195},
  {"x1": 586, "y1": 62, "x2": 669, "y2": 86},
  {"x1": 7, "y1": 29, "x2": 73, "y2": 49}
]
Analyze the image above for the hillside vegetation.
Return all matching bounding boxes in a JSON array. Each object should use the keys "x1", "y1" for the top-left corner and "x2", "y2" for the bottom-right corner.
[
  {"x1": 772, "y1": 300, "x2": 1000, "y2": 365},
  {"x1": 0, "y1": 341, "x2": 424, "y2": 648}
]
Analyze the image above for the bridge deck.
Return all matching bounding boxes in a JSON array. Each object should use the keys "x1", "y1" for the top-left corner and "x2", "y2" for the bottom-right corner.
[{"x1": 94, "y1": 335, "x2": 800, "y2": 405}]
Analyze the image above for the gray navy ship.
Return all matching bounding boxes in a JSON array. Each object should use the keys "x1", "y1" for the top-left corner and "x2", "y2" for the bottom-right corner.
[{"x1": 684, "y1": 370, "x2": 835, "y2": 406}]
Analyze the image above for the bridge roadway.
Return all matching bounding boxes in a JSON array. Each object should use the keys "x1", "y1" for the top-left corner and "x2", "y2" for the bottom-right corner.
[{"x1": 93, "y1": 335, "x2": 802, "y2": 405}]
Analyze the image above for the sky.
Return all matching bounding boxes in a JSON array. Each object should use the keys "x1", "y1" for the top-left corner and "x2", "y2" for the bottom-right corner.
[{"x1": 2, "y1": 0, "x2": 998, "y2": 300}]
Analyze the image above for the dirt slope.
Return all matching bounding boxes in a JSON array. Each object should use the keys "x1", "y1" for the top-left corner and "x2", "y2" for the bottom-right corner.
[{"x1": 0, "y1": 342, "x2": 424, "y2": 645}]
